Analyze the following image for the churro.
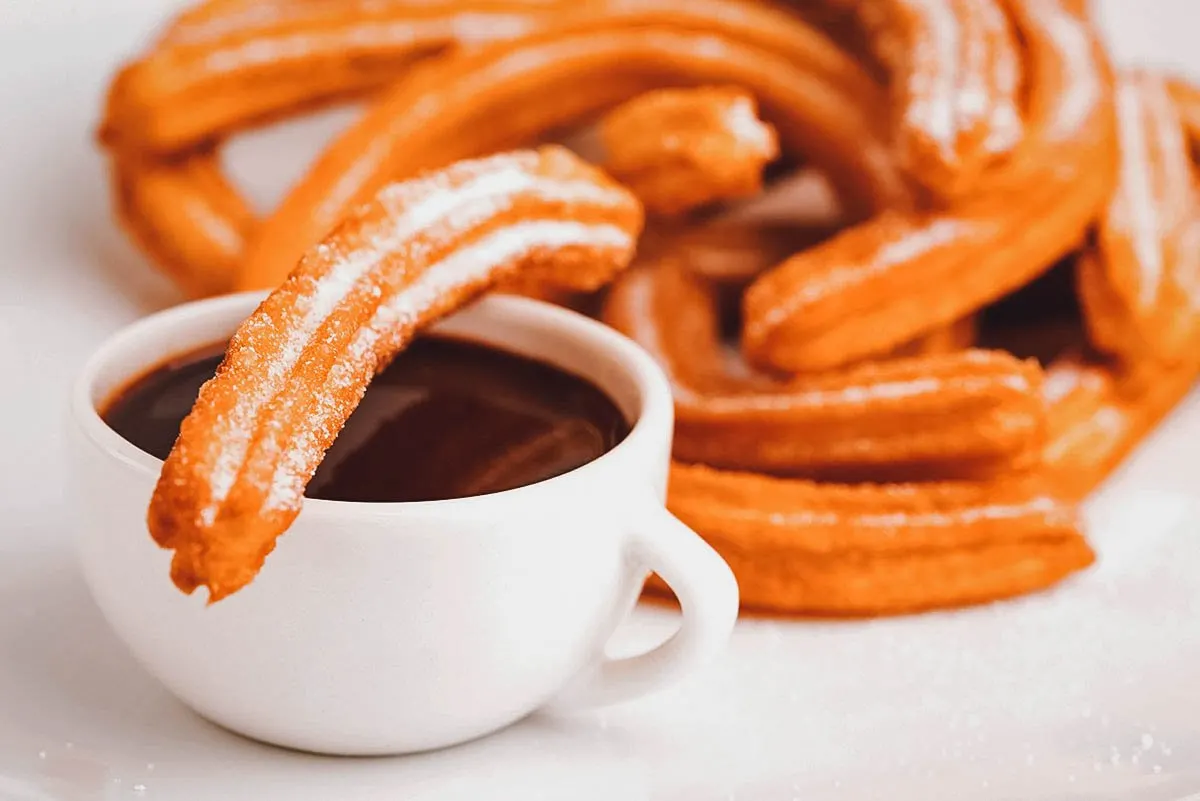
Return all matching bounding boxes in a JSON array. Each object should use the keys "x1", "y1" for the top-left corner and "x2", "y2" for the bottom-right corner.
[
  {"x1": 148, "y1": 147, "x2": 642, "y2": 600},
  {"x1": 605, "y1": 261, "x2": 1045, "y2": 478},
  {"x1": 1078, "y1": 71, "x2": 1200, "y2": 364},
  {"x1": 667, "y1": 463, "x2": 1092, "y2": 615},
  {"x1": 600, "y1": 86, "x2": 779, "y2": 217}
]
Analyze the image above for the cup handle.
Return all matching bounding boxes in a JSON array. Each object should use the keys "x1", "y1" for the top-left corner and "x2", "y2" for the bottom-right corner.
[{"x1": 550, "y1": 499, "x2": 739, "y2": 709}]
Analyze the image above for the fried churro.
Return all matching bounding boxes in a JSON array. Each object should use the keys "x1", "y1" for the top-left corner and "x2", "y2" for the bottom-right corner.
[{"x1": 149, "y1": 147, "x2": 642, "y2": 600}]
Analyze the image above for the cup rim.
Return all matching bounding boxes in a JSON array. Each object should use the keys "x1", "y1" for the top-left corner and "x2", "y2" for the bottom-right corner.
[{"x1": 70, "y1": 291, "x2": 673, "y2": 518}]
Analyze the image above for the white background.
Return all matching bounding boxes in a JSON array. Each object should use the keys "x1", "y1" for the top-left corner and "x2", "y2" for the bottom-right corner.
[{"x1": 3, "y1": 1, "x2": 1200, "y2": 799}]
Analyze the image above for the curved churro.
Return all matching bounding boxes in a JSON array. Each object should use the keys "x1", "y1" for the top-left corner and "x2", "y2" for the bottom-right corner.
[
  {"x1": 100, "y1": 0, "x2": 570, "y2": 154},
  {"x1": 99, "y1": 0, "x2": 1200, "y2": 618},
  {"x1": 604, "y1": 261, "x2": 1046, "y2": 478},
  {"x1": 99, "y1": 1, "x2": 592, "y2": 296},
  {"x1": 110, "y1": 149, "x2": 253, "y2": 298},
  {"x1": 148, "y1": 147, "x2": 642, "y2": 600},
  {"x1": 667, "y1": 463, "x2": 1092, "y2": 615},
  {"x1": 1042, "y1": 350, "x2": 1200, "y2": 499},
  {"x1": 599, "y1": 86, "x2": 779, "y2": 217},
  {"x1": 742, "y1": 0, "x2": 1116, "y2": 372},
  {"x1": 238, "y1": 0, "x2": 899, "y2": 290},
  {"x1": 853, "y1": 0, "x2": 1024, "y2": 199},
  {"x1": 1078, "y1": 71, "x2": 1200, "y2": 364}
]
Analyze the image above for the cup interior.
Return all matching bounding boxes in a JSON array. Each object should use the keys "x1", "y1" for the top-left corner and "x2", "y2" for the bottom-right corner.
[{"x1": 73, "y1": 291, "x2": 672, "y2": 506}]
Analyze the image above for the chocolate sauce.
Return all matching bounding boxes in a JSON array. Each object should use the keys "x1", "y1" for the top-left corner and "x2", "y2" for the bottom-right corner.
[{"x1": 102, "y1": 337, "x2": 630, "y2": 502}]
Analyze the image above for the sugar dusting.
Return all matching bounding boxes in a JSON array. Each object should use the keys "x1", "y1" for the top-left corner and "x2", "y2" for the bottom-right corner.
[
  {"x1": 1112, "y1": 76, "x2": 1164, "y2": 307},
  {"x1": 1034, "y1": 0, "x2": 1101, "y2": 141},
  {"x1": 200, "y1": 14, "x2": 533, "y2": 75},
  {"x1": 1043, "y1": 404, "x2": 1126, "y2": 463},
  {"x1": 624, "y1": 268, "x2": 1032, "y2": 416},
  {"x1": 901, "y1": 0, "x2": 961, "y2": 153},
  {"x1": 450, "y1": 12, "x2": 533, "y2": 44},
  {"x1": 754, "y1": 217, "x2": 969, "y2": 335},
  {"x1": 196, "y1": 151, "x2": 634, "y2": 525},
  {"x1": 871, "y1": 218, "x2": 969, "y2": 272},
  {"x1": 721, "y1": 494, "x2": 1065, "y2": 530},
  {"x1": 204, "y1": 159, "x2": 619, "y2": 510},
  {"x1": 262, "y1": 220, "x2": 631, "y2": 510},
  {"x1": 721, "y1": 96, "x2": 776, "y2": 156},
  {"x1": 1175, "y1": 215, "x2": 1200, "y2": 308},
  {"x1": 1142, "y1": 75, "x2": 1193, "y2": 306}
]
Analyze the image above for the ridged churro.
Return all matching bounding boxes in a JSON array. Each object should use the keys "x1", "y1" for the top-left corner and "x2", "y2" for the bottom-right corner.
[
  {"x1": 237, "y1": 0, "x2": 899, "y2": 290},
  {"x1": 667, "y1": 463, "x2": 1092, "y2": 615},
  {"x1": 148, "y1": 147, "x2": 642, "y2": 600},
  {"x1": 742, "y1": 0, "x2": 1116, "y2": 372},
  {"x1": 854, "y1": 0, "x2": 1024, "y2": 198},
  {"x1": 1042, "y1": 351, "x2": 1200, "y2": 499},
  {"x1": 600, "y1": 86, "x2": 779, "y2": 217},
  {"x1": 100, "y1": 0, "x2": 570, "y2": 154},
  {"x1": 605, "y1": 261, "x2": 1045, "y2": 479},
  {"x1": 1078, "y1": 71, "x2": 1200, "y2": 364},
  {"x1": 109, "y1": 149, "x2": 253, "y2": 297}
]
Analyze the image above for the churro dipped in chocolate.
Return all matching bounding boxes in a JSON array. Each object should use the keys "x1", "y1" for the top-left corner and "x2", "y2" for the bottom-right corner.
[{"x1": 149, "y1": 147, "x2": 642, "y2": 600}]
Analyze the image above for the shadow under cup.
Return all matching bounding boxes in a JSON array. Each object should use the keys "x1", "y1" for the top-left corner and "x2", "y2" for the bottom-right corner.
[{"x1": 68, "y1": 292, "x2": 736, "y2": 756}]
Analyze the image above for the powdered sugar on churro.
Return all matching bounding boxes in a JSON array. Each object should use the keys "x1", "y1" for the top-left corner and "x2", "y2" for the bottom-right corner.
[
  {"x1": 720, "y1": 95, "x2": 776, "y2": 156},
  {"x1": 264, "y1": 220, "x2": 632, "y2": 510},
  {"x1": 196, "y1": 14, "x2": 535, "y2": 73},
  {"x1": 150, "y1": 147, "x2": 642, "y2": 599},
  {"x1": 1112, "y1": 76, "x2": 1164, "y2": 306},
  {"x1": 752, "y1": 217, "x2": 970, "y2": 334},
  {"x1": 901, "y1": 0, "x2": 960, "y2": 155},
  {"x1": 1028, "y1": 0, "x2": 1101, "y2": 141},
  {"x1": 206, "y1": 156, "x2": 632, "y2": 511},
  {"x1": 752, "y1": 495, "x2": 1065, "y2": 530},
  {"x1": 976, "y1": 0, "x2": 1023, "y2": 153}
]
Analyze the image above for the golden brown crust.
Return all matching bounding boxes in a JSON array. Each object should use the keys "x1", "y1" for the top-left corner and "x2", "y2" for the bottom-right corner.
[
  {"x1": 854, "y1": 0, "x2": 1025, "y2": 199},
  {"x1": 665, "y1": 463, "x2": 1092, "y2": 615},
  {"x1": 1042, "y1": 350, "x2": 1200, "y2": 499},
  {"x1": 741, "y1": 0, "x2": 1118, "y2": 372},
  {"x1": 604, "y1": 261, "x2": 1046, "y2": 478},
  {"x1": 1078, "y1": 71, "x2": 1200, "y2": 365},
  {"x1": 148, "y1": 147, "x2": 643, "y2": 601},
  {"x1": 1166, "y1": 74, "x2": 1200, "y2": 155},
  {"x1": 99, "y1": 0, "x2": 574, "y2": 154},
  {"x1": 887, "y1": 315, "x2": 978, "y2": 359},
  {"x1": 236, "y1": 0, "x2": 899, "y2": 290},
  {"x1": 97, "y1": 0, "x2": 586, "y2": 292},
  {"x1": 599, "y1": 86, "x2": 779, "y2": 217},
  {"x1": 101, "y1": 0, "x2": 1200, "y2": 618},
  {"x1": 665, "y1": 218, "x2": 843, "y2": 284},
  {"x1": 108, "y1": 149, "x2": 253, "y2": 297}
]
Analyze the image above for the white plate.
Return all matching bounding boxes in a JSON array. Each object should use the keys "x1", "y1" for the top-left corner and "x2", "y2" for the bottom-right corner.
[{"x1": 3, "y1": 1, "x2": 1200, "y2": 798}]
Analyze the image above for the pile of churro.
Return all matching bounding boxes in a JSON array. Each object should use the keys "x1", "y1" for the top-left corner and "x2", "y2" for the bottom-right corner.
[{"x1": 99, "y1": 0, "x2": 1200, "y2": 614}]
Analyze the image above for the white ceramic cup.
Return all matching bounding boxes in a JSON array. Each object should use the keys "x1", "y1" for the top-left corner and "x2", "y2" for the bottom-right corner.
[{"x1": 69, "y1": 292, "x2": 738, "y2": 756}]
